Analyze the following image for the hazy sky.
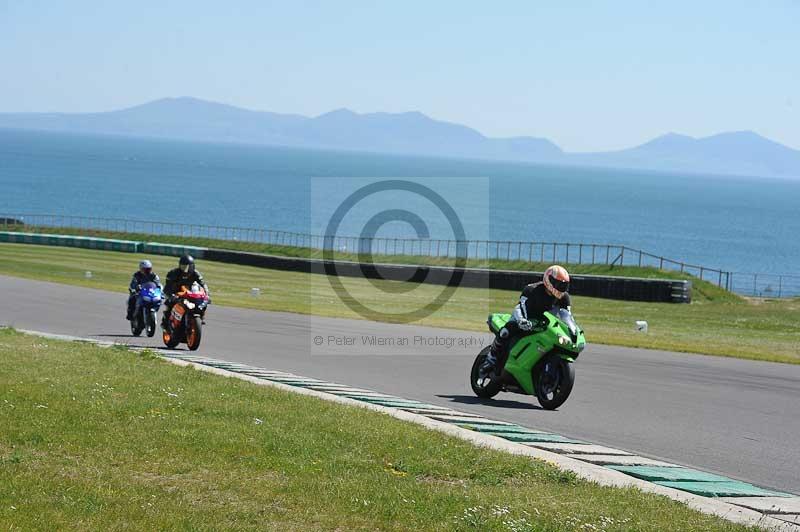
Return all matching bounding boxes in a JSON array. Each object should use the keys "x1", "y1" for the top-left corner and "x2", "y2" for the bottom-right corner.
[{"x1": 0, "y1": 1, "x2": 798, "y2": 151}]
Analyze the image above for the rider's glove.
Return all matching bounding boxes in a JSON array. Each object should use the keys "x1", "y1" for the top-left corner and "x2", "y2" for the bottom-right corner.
[{"x1": 517, "y1": 318, "x2": 533, "y2": 332}]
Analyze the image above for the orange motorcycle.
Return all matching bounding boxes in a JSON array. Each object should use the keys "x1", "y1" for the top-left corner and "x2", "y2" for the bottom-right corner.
[{"x1": 162, "y1": 282, "x2": 210, "y2": 350}]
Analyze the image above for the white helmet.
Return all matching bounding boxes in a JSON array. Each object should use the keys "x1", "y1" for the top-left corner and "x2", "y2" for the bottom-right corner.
[{"x1": 139, "y1": 259, "x2": 153, "y2": 274}]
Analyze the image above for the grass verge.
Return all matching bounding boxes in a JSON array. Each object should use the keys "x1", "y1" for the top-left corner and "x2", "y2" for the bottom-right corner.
[
  {"x1": 8, "y1": 225, "x2": 737, "y2": 302},
  {"x1": 0, "y1": 328, "x2": 752, "y2": 530},
  {"x1": 0, "y1": 243, "x2": 798, "y2": 364}
]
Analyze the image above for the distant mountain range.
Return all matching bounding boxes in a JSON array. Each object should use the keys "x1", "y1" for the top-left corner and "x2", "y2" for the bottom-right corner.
[{"x1": 1, "y1": 97, "x2": 799, "y2": 179}]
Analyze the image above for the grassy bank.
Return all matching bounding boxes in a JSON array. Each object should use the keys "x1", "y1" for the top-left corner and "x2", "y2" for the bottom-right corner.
[
  {"x1": 1, "y1": 243, "x2": 798, "y2": 364},
  {"x1": 9, "y1": 225, "x2": 735, "y2": 302},
  {"x1": 0, "y1": 329, "x2": 751, "y2": 530}
]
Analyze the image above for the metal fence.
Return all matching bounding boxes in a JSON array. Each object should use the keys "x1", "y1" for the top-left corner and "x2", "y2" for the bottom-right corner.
[
  {"x1": 1, "y1": 213, "x2": 798, "y2": 298},
  {"x1": 728, "y1": 272, "x2": 800, "y2": 299}
]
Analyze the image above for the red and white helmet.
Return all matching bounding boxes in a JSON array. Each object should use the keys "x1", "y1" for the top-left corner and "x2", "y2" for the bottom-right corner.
[{"x1": 543, "y1": 265, "x2": 570, "y2": 299}]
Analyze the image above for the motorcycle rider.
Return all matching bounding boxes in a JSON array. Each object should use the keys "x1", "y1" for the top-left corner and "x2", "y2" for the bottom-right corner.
[
  {"x1": 126, "y1": 259, "x2": 162, "y2": 321},
  {"x1": 161, "y1": 254, "x2": 210, "y2": 328},
  {"x1": 482, "y1": 265, "x2": 572, "y2": 376}
]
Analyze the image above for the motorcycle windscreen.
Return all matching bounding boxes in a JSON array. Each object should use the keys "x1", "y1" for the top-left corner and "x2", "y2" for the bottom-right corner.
[
  {"x1": 551, "y1": 306, "x2": 579, "y2": 338},
  {"x1": 140, "y1": 281, "x2": 162, "y2": 303}
]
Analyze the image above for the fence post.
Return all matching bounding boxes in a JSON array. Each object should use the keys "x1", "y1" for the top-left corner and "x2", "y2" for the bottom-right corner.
[
  {"x1": 605, "y1": 246, "x2": 610, "y2": 264},
  {"x1": 638, "y1": 250, "x2": 642, "y2": 267},
  {"x1": 779, "y1": 276, "x2": 782, "y2": 298},
  {"x1": 753, "y1": 274, "x2": 757, "y2": 296},
  {"x1": 566, "y1": 244, "x2": 570, "y2": 264},
  {"x1": 579, "y1": 244, "x2": 583, "y2": 264}
]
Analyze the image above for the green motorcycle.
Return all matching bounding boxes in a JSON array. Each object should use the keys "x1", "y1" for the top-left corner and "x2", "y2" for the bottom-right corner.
[{"x1": 470, "y1": 307, "x2": 586, "y2": 410}]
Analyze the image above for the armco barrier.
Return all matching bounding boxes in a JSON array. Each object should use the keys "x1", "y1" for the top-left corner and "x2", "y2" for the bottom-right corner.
[
  {"x1": 0, "y1": 232, "x2": 691, "y2": 303},
  {"x1": 0, "y1": 231, "x2": 141, "y2": 253}
]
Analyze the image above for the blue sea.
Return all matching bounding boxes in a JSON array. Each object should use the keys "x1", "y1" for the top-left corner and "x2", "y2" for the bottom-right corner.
[{"x1": 1, "y1": 128, "x2": 799, "y2": 276}]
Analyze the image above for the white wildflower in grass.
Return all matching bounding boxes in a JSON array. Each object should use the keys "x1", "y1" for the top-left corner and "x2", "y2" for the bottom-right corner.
[
  {"x1": 456, "y1": 505, "x2": 486, "y2": 527},
  {"x1": 503, "y1": 516, "x2": 534, "y2": 532},
  {"x1": 491, "y1": 505, "x2": 511, "y2": 517},
  {"x1": 254, "y1": 418, "x2": 263, "y2": 425},
  {"x1": 351, "y1": 497, "x2": 370, "y2": 507}
]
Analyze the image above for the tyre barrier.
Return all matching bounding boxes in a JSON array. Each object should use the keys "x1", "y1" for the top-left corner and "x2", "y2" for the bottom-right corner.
[
  {"x1": 141, "y1": 242, "x2": 207, "y2": 259},
  {"x1": 202, "y1": 248, "x2": 692, "y2": 303},
  {"x1": 1, "y1": 232, "x2": 691, "y2": 303}
]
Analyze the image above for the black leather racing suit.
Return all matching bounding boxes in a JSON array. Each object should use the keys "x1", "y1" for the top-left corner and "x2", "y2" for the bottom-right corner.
[
  {"x1": 489, "y1": 281, "x2": 572, "y2": 373},
  {"x1": 127, "y1": 271, "x2": 162, "y2": 320},
  {"x1": 161, "y1": 268, "x2": 209, "y2": 327}
]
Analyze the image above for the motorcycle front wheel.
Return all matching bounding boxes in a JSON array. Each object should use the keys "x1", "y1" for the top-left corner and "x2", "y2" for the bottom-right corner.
[
  {"x1": 145, "y1": 311, "x2": 156, "y2": 337},
  {"x1": 533, "y1": 354, "x2": 575, "y2": 410},
  {"x1": 470, "y1": 346, "x2": 502, "y2": 398},
  {"x1": 186, "y1": 316, "x2": 202, "y2": 351}
]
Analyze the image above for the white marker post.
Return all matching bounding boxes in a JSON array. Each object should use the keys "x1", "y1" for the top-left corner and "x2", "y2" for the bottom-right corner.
[
  {"x1": 635, "y1": 320, "x2": 648, "y2": 333},
  {"x1": 251, "y1": 287, "x2": 261, "y2": 297}
]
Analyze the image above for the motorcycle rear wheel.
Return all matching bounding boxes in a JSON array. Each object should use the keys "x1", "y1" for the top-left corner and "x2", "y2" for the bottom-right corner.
[{"x1": 470, "y1": 346, "x2": 502, "y2": 398}]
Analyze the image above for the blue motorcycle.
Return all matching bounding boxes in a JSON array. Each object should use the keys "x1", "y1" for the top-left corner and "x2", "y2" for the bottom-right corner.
[{"x1": 131, "y1": 281, "x2": 163, "y2": 337}]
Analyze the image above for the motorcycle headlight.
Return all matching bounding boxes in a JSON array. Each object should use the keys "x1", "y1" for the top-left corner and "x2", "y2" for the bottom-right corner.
[{"x1": 558, "y1": 335, "x2": 570, "y2": 346}]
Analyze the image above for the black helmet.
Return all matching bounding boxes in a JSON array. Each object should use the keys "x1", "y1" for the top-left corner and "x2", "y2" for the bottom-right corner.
[{"x1": 179, "y1": 254, "x2": 195, "y2": 273}]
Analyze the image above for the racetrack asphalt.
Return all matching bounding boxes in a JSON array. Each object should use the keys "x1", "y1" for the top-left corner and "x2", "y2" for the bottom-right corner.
[{"x1": 1, "y1": 274, "x2": 798, "y2": 494}]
